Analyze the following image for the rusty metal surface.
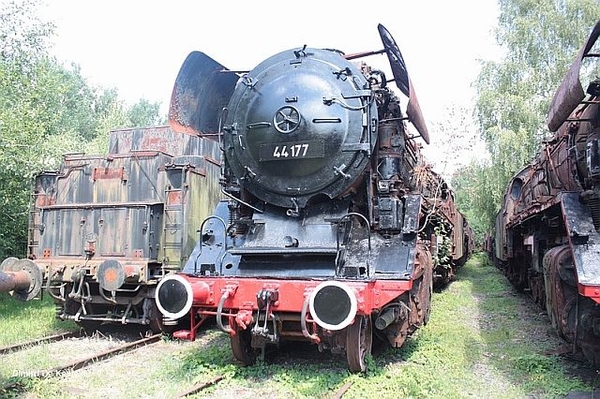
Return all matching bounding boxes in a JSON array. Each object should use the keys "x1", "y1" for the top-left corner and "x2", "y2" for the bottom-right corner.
[
  {"x1": 0, "y1": 258, "x2": 42, "y2": 300},
  {"x1": 168, "y1": 51, "x2": 239, "y2": 137},
  {"x1": 493, "y1": 20, "x2": 600, "y2": 366},
  {"x1": 499, "y1": 124, "x2": 581, "y2": 233},
  {"x1": 560, "y1": 192, "x2": 600, "y2": 286},
  {"x1": 9, "y1": 125, "x2": 223, "y2": 329},
  {"x1": 0, "y1": 270, "x2": 30, "y2": 293},
  {"x1": 30, "y1": 128, "x2": 222, "y2": 275},
  {"x1": 33, "y1": 152, "x2": 172, "y2": 263},
  {"x1": 108, "y1": 125, "x2": 206, "y2": 156},
  {"x1": 547, "y1": 20, "x2": 600, "y2": 132}
]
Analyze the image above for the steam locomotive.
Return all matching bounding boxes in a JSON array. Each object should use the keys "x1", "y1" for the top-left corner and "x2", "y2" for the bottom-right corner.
[
  {"x1": 155, "y1": 24, "x2": 473, "y2": 372},
  {"x1": 490, "y1": 21, "x2": 600, "y2": 364},
  {"x1": 0, "y1": 125, "x2": 221, "y2": 332}
]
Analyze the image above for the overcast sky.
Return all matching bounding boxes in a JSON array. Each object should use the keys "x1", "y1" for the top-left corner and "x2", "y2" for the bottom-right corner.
[{"x1": 38, "y1": 0, "x2": 499, "y2": 174}]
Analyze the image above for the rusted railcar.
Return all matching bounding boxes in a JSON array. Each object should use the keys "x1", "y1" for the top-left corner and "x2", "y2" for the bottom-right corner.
[
  {"x1": 491, "y1": 21, "x2": 600, "y2": 364},
  {"x1": 0, "y1": 125, "x2": 221, "y2": 332},
  {"x1": 417, "y1": 165, "x2": 474, "y2": 284}
]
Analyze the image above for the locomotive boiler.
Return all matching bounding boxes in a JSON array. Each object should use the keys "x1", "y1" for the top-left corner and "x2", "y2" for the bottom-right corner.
[
  {"x1": 492, "y1": 21, "x2": 600, "y2": 364},
  {"x1": 156, "y1": 24, "x2": 472, "y2": 371},
  {"x1": 0, "y1": 125, "x2": 221, "y2": 332}
]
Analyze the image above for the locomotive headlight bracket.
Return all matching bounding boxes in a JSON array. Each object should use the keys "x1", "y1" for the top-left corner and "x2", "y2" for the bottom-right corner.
[{"x1": 309, "y1": 281, "x2": 357, "y2": 331}]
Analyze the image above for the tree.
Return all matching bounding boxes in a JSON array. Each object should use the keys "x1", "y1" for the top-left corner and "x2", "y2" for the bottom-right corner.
[
  {"x1": 128, "y1": 98, "x2": 163, "y2": 127},
  {"x1": 426, "y1": 104, "x2": 484, "y2": 180},
  {"x1": 451, "y1": 161, "x2": 496, "y2": 240},
  {"x1": 0, "y1": 0, "x2": 57, "y2": 257},
  {"x1": 457, "y1": 0, "x2": 600, "y2": 236}
]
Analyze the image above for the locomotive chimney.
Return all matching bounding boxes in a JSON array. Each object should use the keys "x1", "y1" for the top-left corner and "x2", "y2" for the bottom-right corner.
[{"x1": 155, "y1": 274, "x2": 210, "y2": 320}]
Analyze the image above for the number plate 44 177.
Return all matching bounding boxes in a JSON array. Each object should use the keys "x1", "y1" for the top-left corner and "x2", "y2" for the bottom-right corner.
[{"x1": 259, "y1": 140, "x2": 325, "y2": 161}]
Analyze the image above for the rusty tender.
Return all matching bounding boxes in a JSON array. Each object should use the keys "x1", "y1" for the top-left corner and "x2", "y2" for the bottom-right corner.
[
  {"x1": 155, "y1": 24, "x2": 473, "y2": 372},
  {"x1": 0, "y1": 126, "x2": 222, "y2": 332},
  {"x1": 488, "y1": 20, "x2": 600, "y2": 365}
]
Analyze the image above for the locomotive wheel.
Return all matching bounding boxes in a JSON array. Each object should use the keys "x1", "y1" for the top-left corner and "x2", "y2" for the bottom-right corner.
[
  {"x1": 346, "y1": 315, "x2": 373, "y2": 373},
  {"x1": 148, "y1": 300, "x2": 176, "y2": 334},
  {"x1": 419, "y1": 265, "x2": 434, "y2": 326},
  {"x1": 578, "y1": 297, "x2": 600, "y2": 366},
  {"x1": 546, "y1": 245, "x2": 578, "y2": 343},
  {"x1": 414, "y1": 244, "x2": 433, "y2": 326},
  {"x1": 230, "y1": 325, "x2": 257, "y2": 366}
]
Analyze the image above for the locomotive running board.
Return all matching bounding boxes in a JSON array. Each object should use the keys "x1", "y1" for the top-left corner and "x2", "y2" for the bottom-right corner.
[{"x1": 560, "y1": 192, "x2": 600, "y2": 286}]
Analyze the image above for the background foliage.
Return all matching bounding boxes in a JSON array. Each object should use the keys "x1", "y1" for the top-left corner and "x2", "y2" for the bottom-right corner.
[
  {"x1": 451, "y1": 0, "x2": 600, "y2": 241},
  {"x1": 0, "y1": 0, "x2": 165, "y2": 259},
  {"x1": 2, "y1": 0, "x2": 600, "y2": 255}
]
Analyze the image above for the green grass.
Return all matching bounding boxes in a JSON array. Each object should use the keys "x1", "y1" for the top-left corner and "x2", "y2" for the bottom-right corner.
[
  {"x1": 461, "y1": 254, "x2": 593, "y2": 397},
  {"x1": 0, "y1": 292, "x2": 78, "y2": 347},
  {"x1": 1, "y1": 254, "x2": 597, "y2": 398},
  {"x1": 0, "y1": 292, "x2": 78, "y2": 396}
]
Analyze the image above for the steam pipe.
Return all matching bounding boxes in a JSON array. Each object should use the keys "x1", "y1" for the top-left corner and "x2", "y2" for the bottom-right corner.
[{"x1": 375, "y1": 308, "x2": 397, "y2": 330}]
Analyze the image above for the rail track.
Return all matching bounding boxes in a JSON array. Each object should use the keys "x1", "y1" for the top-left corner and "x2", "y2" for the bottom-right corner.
[
  {"x1": 1, "y1": 330, "x2": 347, "y2": 398},
  {"x1": 0, "y1": 329, "x2": 231, "y2": 398},
  {"x1": 0, "y1": 332, "x2": 161, "y2": 395},
  {"x1": 176, "y1": 375, "x2": 224, "y2": 398},
  {"x1": 332, "y1": 381, "x2": 354, "y2": 398},
  {"x1": 175, "y1": 374, "x2": 352, "y2": 398},
  {"x1": 0, "y1": 330, "x2": 84, "y2": 355}
]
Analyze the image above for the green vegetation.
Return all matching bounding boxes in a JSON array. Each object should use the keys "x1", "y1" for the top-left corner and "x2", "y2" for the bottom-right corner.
[
  {"x1": 0, "y1": 293, "x2": 77, "y2": 347},
  {"x1": 167, "y1": 255, "x2": 594, "y2": 398},
  {"x1": 1, "y1": 0, "x2": 599, "y2": 397},
  {"x1": 4, "y1": 254, "x2": 592, "y2": 398}
]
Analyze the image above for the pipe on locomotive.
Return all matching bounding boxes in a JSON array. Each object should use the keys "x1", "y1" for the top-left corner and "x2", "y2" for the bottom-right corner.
[{"x1": 155, "y1": 275, "x2": 359, "y2": 332}]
